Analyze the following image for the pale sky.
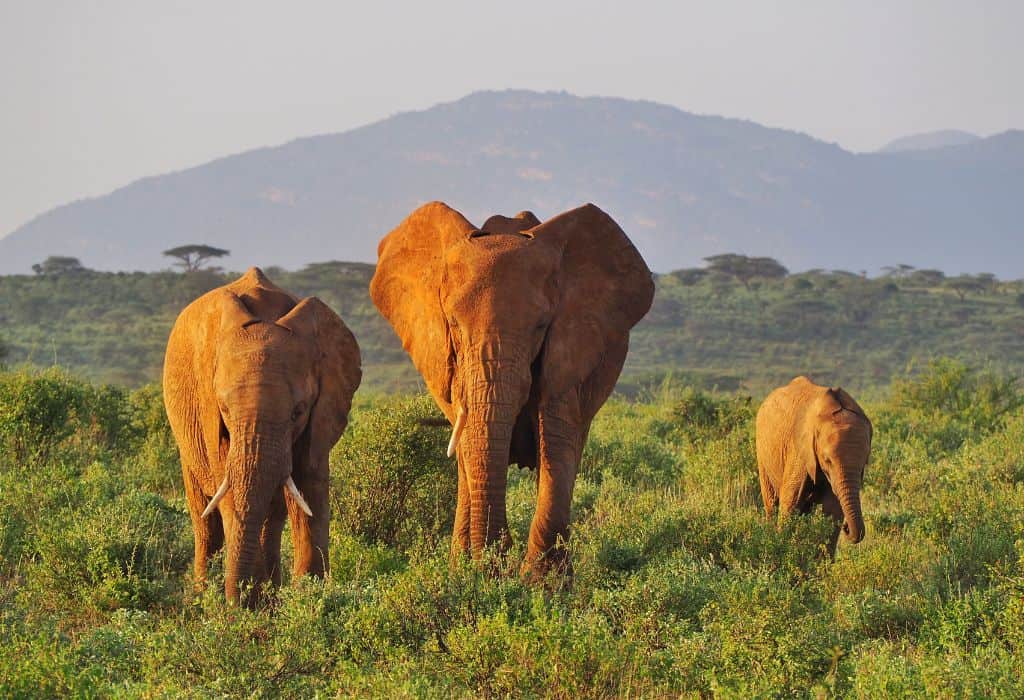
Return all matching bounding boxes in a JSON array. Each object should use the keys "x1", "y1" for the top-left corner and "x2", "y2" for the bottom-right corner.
[{"x1": 1, "y1": 1, "x2": 1021, "y2": 239}]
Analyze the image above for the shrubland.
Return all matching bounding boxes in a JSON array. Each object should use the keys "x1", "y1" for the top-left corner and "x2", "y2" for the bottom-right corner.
[
  {"x1": 1, "y1": 359, "x2": 1022, "y2": 697},
  {"x1": 3, "y1": 263, "x2": 1024, "y2": 393}
]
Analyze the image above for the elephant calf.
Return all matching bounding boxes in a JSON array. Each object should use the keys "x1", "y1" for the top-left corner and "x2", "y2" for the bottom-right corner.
[
  {"x1": 163, "y1": 268, "x2": 361, "y2": 606},
  {"x1": 755, "y1": 376, "x2": 872, "y2": 558}
]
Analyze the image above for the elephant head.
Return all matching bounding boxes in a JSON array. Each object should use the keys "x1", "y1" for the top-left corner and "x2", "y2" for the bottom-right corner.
[
  {"x1": 370, "y1": 202, "x2": 653, "y2": 559},
  {"x1": 808, "y1": 388, "x2": 872, "y2": 544},
  {"x1": 202, "y1": 285, "x2": 360, "y2": 604}
]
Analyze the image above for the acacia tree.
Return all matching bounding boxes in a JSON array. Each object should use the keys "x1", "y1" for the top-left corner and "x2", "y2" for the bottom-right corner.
[
  {"x1": 881, "y1": 263, "x2": 915, "y2": 278},
  {"x1": 703, "y1": 254, "x2": 788, "y2": 291},
  {"x1": 163, "y1": 244, "x2": 230, "y2": 272},
  {"x1": 945, "y1": 275, "x2": 984, "y2": 301},
  {"x1": 31, "y1": 256, "x2": 87, "y2": 275}
]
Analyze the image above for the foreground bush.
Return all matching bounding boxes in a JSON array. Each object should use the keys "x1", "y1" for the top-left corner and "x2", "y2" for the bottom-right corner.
[{"x1": 330, "y1": 394, "x2": 457, "y2": 551}]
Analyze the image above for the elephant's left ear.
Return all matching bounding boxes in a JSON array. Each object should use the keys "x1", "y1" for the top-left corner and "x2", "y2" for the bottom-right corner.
[
  {"x1": 278, "y1": 298, "x2": 362, "y2": 450},
  {"x1": 532, "y1": 204, "x2": 654, "y2": 401}
]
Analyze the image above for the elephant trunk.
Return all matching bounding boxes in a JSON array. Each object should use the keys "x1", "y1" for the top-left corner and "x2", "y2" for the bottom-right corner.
[
  {"x1": 458, "y1": 365, "x2": 527, "y2": 557},
  {"x1": 466, "y1": 409, "x2": 514, "y2": 554},
  {"x1": 832, "y1": 471, "x2": 865, "y2": 544},
  {"x1": 222, "y1": 428, "x2": 290, "y2": 607}
]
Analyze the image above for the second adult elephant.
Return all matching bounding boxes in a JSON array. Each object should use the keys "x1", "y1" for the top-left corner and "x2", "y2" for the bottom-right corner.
[{"x1": 371, "y1": 202, "x2": 654, "y2": 579}]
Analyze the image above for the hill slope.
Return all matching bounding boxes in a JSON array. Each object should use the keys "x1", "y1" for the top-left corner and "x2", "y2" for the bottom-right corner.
[
  {"x1": 1, "y1": 90, "x2": 1022, "y2": 276},
  {"x1": 878, "y1": 129, "x2": 981, "y2": 152}
]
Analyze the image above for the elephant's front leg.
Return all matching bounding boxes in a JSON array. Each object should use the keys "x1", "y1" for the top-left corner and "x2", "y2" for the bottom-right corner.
[
  {"x1": 183, "y1": 466, "x2": 225, "y2": 588},
  {"x1": 818, "y1": 489, "x2": 845, "y2": 560},
  {"x1": 450, "y1": 449, "x2": 471, "y2": 562},
  {"x1": 522, "y1": 396, "x2": 581, "y2": 583},
  {"x1": 260, "y1": 490, "x2": 287, "y2": 587},
  {"x1": 287, "y1": 470, "x2": 330, "y2": 579}
]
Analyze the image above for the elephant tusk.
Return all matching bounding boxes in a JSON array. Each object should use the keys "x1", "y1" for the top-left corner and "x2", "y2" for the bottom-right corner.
[
  {"x1": 285, "y1": 476, "x2": 313, "y2": 517},
  {"x1": 447, "y1": 408, "x2": 466, "y2": 458},
  {"x1": 202, "y1": 476, "x2": 230, "y2": 518}
]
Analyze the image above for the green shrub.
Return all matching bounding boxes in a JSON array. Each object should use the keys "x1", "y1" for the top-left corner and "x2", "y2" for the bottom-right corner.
[
  {"x1": 0, "y1": 368, "x2": 87, "y2": 463},
  {"x1": 330, "y1": 394, "x2": 457, "y2": 550},
  {"x1": 878, "y1": 358, "x2": 1022, "y2": 456},
  {"x1": 671, "y1": 387, "x2": 754, "y2": 445},
  {"x1": 18, "y1": 483, "x2": 190, "y2": 623}
]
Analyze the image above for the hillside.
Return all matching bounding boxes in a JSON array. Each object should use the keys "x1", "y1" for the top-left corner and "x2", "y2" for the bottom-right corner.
[
  {"x1": 1, "y1": 90, "x2": 1022, "y2": 277},
  {"x1": 878, "y1": 129, "x2": 981, "y2": 152},
  {"x1": 2, "y1": 264, "x2": 1023, "y2": 393}
]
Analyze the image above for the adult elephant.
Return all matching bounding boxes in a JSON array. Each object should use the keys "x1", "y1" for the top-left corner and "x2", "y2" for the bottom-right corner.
[
  {"x1": 163, "y1": 268, "x2": 361, "y2": 605},
  {"x1": 370, "y1": 202, "x2": 654, "y2": 580},
  {"x1": 755, "y1": 377, "x2": 873, "y2": 558}
]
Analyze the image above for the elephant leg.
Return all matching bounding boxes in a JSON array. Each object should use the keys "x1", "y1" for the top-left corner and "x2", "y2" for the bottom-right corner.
[
  {"x1": 522, "y1": 396, "x2": 581, "y2": 583},
  {"x1": 450, "y1": 448, "x2": 471, "y2": 563},
  {"x1": 778, "y1": 471, "x2": 811, "y2": 521},
  {"x1": 758, "y1": 462, "x2": 778, "y2": 519},
  {"x1": 260, "y1": 490, "x2": 287, "y2": 587},
  {"x1": 183, "y1": 465, "x2": 224, "y2": 587},
  {"x1": 818, "y1": 489, "x2": 845, "y2": 560},
  {"x1": 288, "y1": 471, "x2": 330, "y2": 579}
]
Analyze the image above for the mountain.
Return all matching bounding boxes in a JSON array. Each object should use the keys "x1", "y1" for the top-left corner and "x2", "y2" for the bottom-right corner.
[
  {"x1": 1, "y1": 90, "x2": 1022, "y2": 276},
  {"x1": 879, "y1": 129, "x2": 981, "y2": 153}
]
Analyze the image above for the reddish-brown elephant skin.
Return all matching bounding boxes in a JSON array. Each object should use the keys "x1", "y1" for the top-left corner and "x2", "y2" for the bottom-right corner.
[
  {"x1": 755, "y1": 376, "x2": 873, "y2": 559},
  {"x1": 370, "y1": 202, "x2": 654, "y2": 581},
  {"x1": 163, "y1": 268, "x2": 361, "y2": 606}
]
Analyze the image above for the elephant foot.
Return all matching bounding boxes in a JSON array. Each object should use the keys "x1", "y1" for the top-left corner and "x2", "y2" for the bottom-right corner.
[{"x1": 520, "y1": 551, "x2": 574, "y2": 590}]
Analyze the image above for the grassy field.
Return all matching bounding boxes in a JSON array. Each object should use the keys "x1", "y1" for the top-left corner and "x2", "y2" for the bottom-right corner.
[
  {"x1": 1, "y1": 359, "x2": 1022, "y2": 697},
  {"x1": 2, "y1": 264, "x2": 1023, "y2": 394}
]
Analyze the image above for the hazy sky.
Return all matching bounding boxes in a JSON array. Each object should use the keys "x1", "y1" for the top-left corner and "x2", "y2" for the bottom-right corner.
[{"x1": 2, "y1": 1, "x2": 1021, "y2": 239}]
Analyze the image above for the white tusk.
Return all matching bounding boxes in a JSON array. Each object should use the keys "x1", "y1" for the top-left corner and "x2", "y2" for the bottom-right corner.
[
  {"x1": 285, "y1": 476, "x2": 313, "y2": 517},
  {"x1": 446, "y1": 408, "x2": 466, "y2": 458},
  {"x1": 202, "y1": 477, "x2": 230, "y2": 518}
]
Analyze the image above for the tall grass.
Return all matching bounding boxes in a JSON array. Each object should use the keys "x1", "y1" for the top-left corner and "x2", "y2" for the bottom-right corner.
[{"x1": 1, "y1": 360, "x2": 1022, "y2": 697}]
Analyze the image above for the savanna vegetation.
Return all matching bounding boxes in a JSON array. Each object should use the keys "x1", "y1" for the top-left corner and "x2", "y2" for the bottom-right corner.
[
  {"x1": 1, "y1": 359, "x2": 1022, "y2": 697},
  {"x1": 1, "y1": 259, "x2": 1022, "y2": 393}
]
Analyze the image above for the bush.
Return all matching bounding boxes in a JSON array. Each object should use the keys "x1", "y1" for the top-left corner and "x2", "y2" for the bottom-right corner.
[
  {"x1": 671, "y1": 388, "x2": 754, "y2": 445},
  {"x1": 330, "y1": 394, "x2": 457, "y2": 550},
  {"x1": 878, "y1": 358, "x2": 1022, "y2": 456},
  {"x1": 0, "y1": 368, "x2": 141, "y2": 466},
  {"x1": 18, "y1": 483, "x2": 190, "y2": 623}
]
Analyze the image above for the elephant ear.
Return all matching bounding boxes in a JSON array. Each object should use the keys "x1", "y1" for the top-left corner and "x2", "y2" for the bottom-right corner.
[
  {"x1": 532, "y1": 204, "x2": 654, "y2": 401},
  {"x1": 370, "y1": 202, "x2": 476, "y2": 413},
  {"x1": 481, "y1": 210, "x2": 541, "y2": 235},
  {"x1": 277, "y1": 297, "x2": 362, "y2": 462}
]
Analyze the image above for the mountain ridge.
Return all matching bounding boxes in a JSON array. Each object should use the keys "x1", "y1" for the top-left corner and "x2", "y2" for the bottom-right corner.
[{"x1": 2, "y1": 90, "x2": 1021, "y2": 276}]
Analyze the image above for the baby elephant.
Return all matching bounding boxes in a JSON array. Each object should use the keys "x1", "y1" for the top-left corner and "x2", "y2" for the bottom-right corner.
[
  {"x1": 755, "y1": 376, "x2": 872, "y2": 558},
  {"x1": 164, "y1": 268, "x2": 361, "y2": 606}
]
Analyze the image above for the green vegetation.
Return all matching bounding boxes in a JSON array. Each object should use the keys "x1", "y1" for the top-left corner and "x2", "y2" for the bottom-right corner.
[
  {"x1": 1, "y1": 360, "x2": 1022, "y2": 696},
  {"x1": 2, "y1": 261, "x2": 1022, "y2": 395}
]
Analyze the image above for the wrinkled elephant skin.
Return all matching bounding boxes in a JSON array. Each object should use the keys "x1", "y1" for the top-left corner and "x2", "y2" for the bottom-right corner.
[
  {"x1": 163, "y1": 268, "x2": 360, "y2": 605},
  {"x1": 370, "y1": 203, "x2": 654, "y2": 581}
]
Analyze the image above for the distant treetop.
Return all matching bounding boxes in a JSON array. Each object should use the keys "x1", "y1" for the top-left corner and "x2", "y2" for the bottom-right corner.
[
  {"x1": 162, "y1": 245, "x2": 230, "y2": 272},
  {"x1": 31, "y1": 256, "x2": 88, "y2": 276},
  {"x1": 702, "y1": 253, "x2": 788, "y2": 290}
]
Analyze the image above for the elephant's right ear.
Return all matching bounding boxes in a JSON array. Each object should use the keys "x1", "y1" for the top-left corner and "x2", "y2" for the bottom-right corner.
[{"x1": 370, "y1": 202, "x2": 476, "y2": 412}]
